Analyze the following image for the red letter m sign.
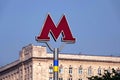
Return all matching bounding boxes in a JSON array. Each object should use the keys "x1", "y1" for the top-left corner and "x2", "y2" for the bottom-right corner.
[{"x1": 36, "y1": 14, "x2": 76, "y2": 43}]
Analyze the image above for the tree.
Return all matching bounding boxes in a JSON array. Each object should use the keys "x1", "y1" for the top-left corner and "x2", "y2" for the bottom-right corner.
[{"x1": 88, "y1": 68, "x2": 120, "y2": 80}]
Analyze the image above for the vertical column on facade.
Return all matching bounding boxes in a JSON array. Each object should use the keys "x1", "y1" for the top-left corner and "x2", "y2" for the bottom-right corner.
[
  {"x1": 26, "y1": 65, "x2": 28, "y2": 80},
  {"x1": 64, "y1": 67, "x2": 67, "y2": 80},
  {"x1": 19, "y1": 67, "x2": 21, "y2": 80},
  {"x1": 83, "y1": 69, "x2": 86, "y2": 80},
  {"x1": 16, "y1": 69, "x2": 19, "y2": 80},
  {"x1": 28, "y1": 65, "x2": 30, "y2": 80},
  {"x1": 22, "y1": 63, "x2": 25, "y2": 80},
  {"x1": 93, "y1": 68, "x2": 96, "y2": 76},
  {"x1": 29, "y1": 64, "x2": 32, "y2": 80},
  {"x1": 74, "y1": 67, "x2": 78, "y2": 80}
]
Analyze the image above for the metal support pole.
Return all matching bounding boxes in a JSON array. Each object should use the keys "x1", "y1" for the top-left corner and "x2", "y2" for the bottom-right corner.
[
  {"x1": 53, "y1": 48, "x2": 59, "y2": 80},
  {"x1": 42, "y1": 42, "x2": 65, "y2": 80}
]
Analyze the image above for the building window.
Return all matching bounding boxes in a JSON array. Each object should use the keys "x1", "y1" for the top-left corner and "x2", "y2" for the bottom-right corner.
[
  {"x1": 88, "y1": 66, "x2": 92, "y2": 75},
  {"x1": 108, "y1": 67, "x2": 111, "y2": 73},
  {"x1": 117, "y1": 67, "x2": 120, "y2": 74},
  {"x1": 59, "y1": 65, "x2": 63, "y2": 74},
  {"x1": 68, "y1": 77, "x2": 72, "y2": 80},
  {"x1": 49, "y1": 64, "x2": 53, "y2": 74},
  {"x1": 59, "y1": 78, "x2": 63, "y2": 80},
  {"x1": 78, "y1": 65, "x2": 82, "y2": 74},
  {"x1": 69, "y1": 65, "x2": 72, "y2": 74},
  {"x1": 98, "y1": 67, "x2": 101, "y2": 75},
  {"x1": 49, "y1": 77, "x2": 53, "y2": 80},
  {"x1": 30, "y1": 65, "x2": 32, "y2": 74}
]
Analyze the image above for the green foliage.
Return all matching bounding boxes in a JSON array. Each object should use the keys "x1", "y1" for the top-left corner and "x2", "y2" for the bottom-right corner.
[{"x1": 88, "y1": 68, "x2": 120, "y2": 80}]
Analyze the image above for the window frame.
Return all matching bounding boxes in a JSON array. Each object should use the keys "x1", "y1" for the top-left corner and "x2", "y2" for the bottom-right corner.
[
  {"x1": 69, "y1": 66, "x2": 72, "y2": 74},
  {"x1": 78, "y1": 65, "x2": 83, "y2": 75},
  {"x1": 98, "y1": 67, "x2": 102, "y2": 75},
  {"x1": 88, "y1": 66, "x2": 92, "y2": 75},
  {"x1": 49, "y1": 64, "x2": 53, "y2": 74}
]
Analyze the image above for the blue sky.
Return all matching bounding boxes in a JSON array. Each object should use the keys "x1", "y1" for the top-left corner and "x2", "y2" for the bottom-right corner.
[{"x1": 0, "y1": 0, "x2": 120, "y2": 66}]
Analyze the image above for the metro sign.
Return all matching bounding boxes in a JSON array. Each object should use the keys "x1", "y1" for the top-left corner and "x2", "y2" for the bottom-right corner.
[{"x1": 36, "y1": 14, "x2": 76, "y2": 43}]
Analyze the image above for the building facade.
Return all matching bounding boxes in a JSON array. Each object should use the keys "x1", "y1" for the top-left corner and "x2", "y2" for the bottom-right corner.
[{"x1": 0, "y1": 44, "x2": 120, "y2": 80}]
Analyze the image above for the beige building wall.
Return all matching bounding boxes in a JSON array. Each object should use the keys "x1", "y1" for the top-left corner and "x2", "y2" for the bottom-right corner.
[{"x1": 0, "y1": 44, "x2": 120, "y2": 80}]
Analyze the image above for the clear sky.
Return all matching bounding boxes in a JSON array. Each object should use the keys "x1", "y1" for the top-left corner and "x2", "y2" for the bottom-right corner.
[{"x1": 0, "y1": 0, "x2": 120, "y2": 66}]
